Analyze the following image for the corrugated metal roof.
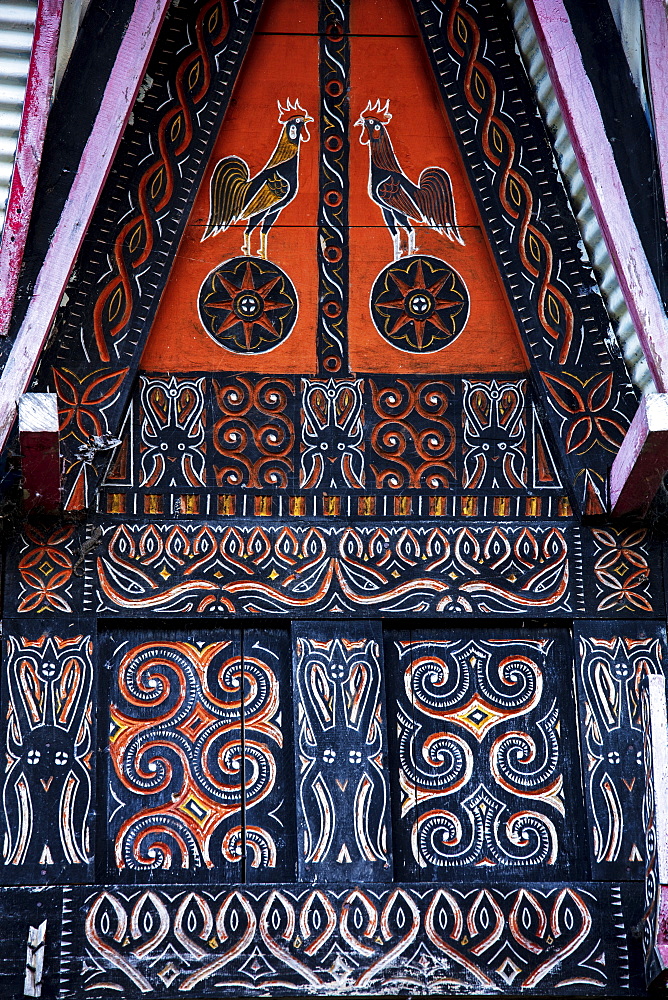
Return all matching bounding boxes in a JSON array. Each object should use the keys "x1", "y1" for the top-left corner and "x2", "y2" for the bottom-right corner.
[
  {"x1": 506, "y1": 0, "x2": 654, "y2": 396},
  {"x1": 0, "y1": 0, "x2": 37, "y2": 233}
]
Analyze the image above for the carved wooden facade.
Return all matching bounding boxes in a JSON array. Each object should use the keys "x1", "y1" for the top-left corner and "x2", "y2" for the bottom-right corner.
[{"x1": 0, "y1": 0, "x2": 665, "y2": 996}]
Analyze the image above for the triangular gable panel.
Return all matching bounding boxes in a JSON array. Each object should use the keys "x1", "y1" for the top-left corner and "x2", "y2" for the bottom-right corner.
[
  {"x1": 140, "y1": 0, "x2": 527, "y2": 378},
  {"x1": 33, "y1": 0, "x2": 635, "y2": 515}
]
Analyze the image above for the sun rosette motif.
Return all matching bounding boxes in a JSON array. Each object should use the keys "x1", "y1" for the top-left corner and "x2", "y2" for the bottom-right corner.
[
  {"x1": 370, "y1": 255, "x2": 469, "y2": 353},
  {"x1": 198, "y1": 257, "x2": 297, "y2": 353}
]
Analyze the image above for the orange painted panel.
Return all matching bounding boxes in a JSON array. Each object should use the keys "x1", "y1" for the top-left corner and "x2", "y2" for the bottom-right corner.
[
  {"x1": 140, "y1": 27, "x2": 319, "y2": 373},
  {"x1": 350, "y1": 0, "x2": 418, "y2": 37},
  {"x1": 348, "y1": 20, "x2": 527, "y2": 373},
  {"x1": 142, "y1": 0, "x2": 526, "y2": 376},
  {"x1": 255, "y1": 0, "x2": 317, "y2": 36}
]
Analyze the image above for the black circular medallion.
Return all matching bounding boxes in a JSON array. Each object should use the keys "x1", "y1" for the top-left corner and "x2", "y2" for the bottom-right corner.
[
  {"x1": 198, "y1": 257, "x2": 297, "y2": 353},
  {"x1": 370, "y1": 255, "x2": 469, "y2": 353}
]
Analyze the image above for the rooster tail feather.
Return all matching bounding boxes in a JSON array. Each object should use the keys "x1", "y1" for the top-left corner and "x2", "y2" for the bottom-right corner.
[
  {"x1": 417, "y1": 166, "x2": 464, "y2": 245},
  {"x1": 202, "y1": 156, "x2": 251, "y2": 240}
]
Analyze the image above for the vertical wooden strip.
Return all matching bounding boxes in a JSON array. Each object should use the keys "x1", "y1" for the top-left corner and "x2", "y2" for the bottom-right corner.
[
  {"x1": 242, "y1": 628, "x2": 296, "y2": 882},
  {"x1": 642, "y1": 0, "x2": 668, "y2": 243},
  {"x1": 317, "y1": 0, "x2": 349, "y2": 374},
  {"x1": 0, "y1": 620, "x2": 96, "y2": 884},
  {"x1": 574, "y1": 621, "x2": 666, "y2": 881},
  {"x1": 0, "y1": 0, "x2": 64, "y2": 338},
  {"x1": 641, "y1": 669, "x2": 668, "y2": 986},
  {"x1": 292, "y1": 620, "x2": 392, "y2": 882}
]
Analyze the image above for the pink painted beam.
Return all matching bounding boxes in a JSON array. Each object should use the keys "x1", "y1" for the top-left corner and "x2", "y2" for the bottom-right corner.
[
  {"x1": 526, "y1": 0, "x2": 668, "y2": 392},
  {"x1": 642, "y1": 0, "x2": 668, "y2": 234},
  {"x1": 0, "y1": 0, "x2": 170, "y2": 457},
  {"x1": 0, "y1": 0, "x2": 64, "y2": 338},
  {"x1": 609, "y1": 394, "x2": 668, "y2": 515},
  {"x1": 526, "y1": 0, "x2": 668, "y2": 516}
]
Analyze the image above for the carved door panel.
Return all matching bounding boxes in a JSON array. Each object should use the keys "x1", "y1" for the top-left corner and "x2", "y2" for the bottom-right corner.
[
  {"x1": 385, "y1": 626, "x2": 586, "y2": 881},
  {"x1": 574, "y1": 621, "x2": 666, "y2": 880},
  {"x1": 102, "y1": 627, "x2": 293, "y2": 883},
  {"x1": 292, "y1": 621, "x2": 393, "y2": 882},
  {"x1": 0, "y1": 621, "x2": 96, "y2": 885}
]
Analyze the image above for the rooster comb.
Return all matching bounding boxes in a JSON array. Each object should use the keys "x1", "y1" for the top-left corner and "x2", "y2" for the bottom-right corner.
[
  {"x1": 360, "y1": 99, "x2": 392, "y2": 124},
  {"x1": 277, "y1": 99, "x2": 312, "y2": 123}
]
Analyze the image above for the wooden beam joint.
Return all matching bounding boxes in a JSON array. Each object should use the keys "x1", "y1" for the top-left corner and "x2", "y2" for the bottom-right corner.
[
  {"x1": 19, "y1": 393, "x2": 60, "y2": 510},
  {"x1": 610, "y1": 394, "x2": 668, "y2": 516}
]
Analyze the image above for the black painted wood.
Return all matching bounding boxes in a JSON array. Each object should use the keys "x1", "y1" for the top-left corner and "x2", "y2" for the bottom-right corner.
[
  {"x1": 242, "y1": 627, "x2": 296, "y2": 882},
  {"x1": 574, "y1": 620, "x2": 667, "y2": 881},
  {"x1": 56, "y1": 880, "x2": 639, "y2": 996},
  {"x1": 0, "y1": 619, "x2": 96, "y2": 885},
  {"x1": 291, "y1": 620, "x2": 393, "y2": 882},
  {"x1": 385, "y1": 624, "x2": 587, "y2": 882}
]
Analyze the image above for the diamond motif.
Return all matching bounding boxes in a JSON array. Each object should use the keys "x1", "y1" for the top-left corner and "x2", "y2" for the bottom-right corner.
[
  {"x1": 157, "y1": 963, "x2": 181, "y2": 987},
  {"x1": 179, "y1": 795, "x2": 210, "y2": 826},
  {"x1": 497, "y1": 957, "x2": 522, "y2": 985},
  {"x1": 447, "y1": 694, "x2": 507, "y2": 741}
]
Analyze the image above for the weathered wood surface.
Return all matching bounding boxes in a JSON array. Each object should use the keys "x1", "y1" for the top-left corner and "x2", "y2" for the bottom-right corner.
[
  {"x1": 386, "y1": 626, "x2": 585, "y2": 881},
  {"x1": 641, "y1": 669, "x2": 668, "y2": 987},
  {"x1": 611, "y1": 393, "x2": 668, "y2": 515},
  {"x1": 0, "y1": 0, "x2": 64, "y2": 339},
  {"x1": 525, "y1": 0, "x2": 668, "y2": 393},
  {"x1": 0, "y1": 0, "x2": 171, "y2": 458},
  {"x1": 0, "y1": 620, "x2": 96, "y2": 885},
  {"x1": 574, "y1": 621, "x2": 666, "y2": 882},
  {"x1": 641, "y1": 0, "x2": 668, "y2": 261},
  {"x1": 18, "y1": 393, "x2": 60, "y2": 510}
]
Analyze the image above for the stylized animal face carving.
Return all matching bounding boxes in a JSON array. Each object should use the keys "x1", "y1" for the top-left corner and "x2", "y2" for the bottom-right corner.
[
  {"x1": 300, "y1": 378, "x2": 365, "y2": 489},
  {"x1": 356, "y1": 99, "x2": 392, "y2": 144},
  {"x1": 3, "y1": 635, "x2": 93, "y2": 867},
  {"x1": 139, "y1": 375, "x2": 206, "y2": 488},
  {"x1": 277, "y1": 99, "x2": 314, "y2": 142}
]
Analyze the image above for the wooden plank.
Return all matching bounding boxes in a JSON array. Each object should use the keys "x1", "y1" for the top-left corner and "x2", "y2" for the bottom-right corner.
[
  {"x1": 291, "y1": 620, "x2": 393, "y2": 882},
  {"x1": 385, "y1": 625, "x2": 585, "y2": 881},
  {"x1": 642, "y1": 0, "x2": 668, "y2": 239},
  {"x1": 243, "y1": 628, "x2": 296, "y2": 883},
  {"x1": 642, "y1": 670, "x2": 668, "y2": 986},
  {"x1": 102, "y1": 628, "x2": 245, "y2": 884},
  {"x1": 57, "y1": 881, "x2": 637, "y2": 995},
  {"x1": 18, "y1": 392, "x2": 59, "y2": 510},
  {"x1": 574, "y1": 621, "x2": 665, "y2": 881},
  {"x1": 0, "y1": 620, "x2": 96, "y2": 885},
  {"x1": 610, "y1": 393, "x2": 668, "y2": 515},
  {"x1": 0, "y1": 0, "x2": 170, "y2": 456},
  {"x1": 0, "y1": 0, "x2": 64, "y2": 339},
  {"x1": 526, "y1": 0, "x2": 668, "y2": 394}
]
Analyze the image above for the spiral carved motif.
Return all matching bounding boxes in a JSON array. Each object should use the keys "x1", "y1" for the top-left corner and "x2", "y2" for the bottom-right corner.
[{"x1": 109, "y1": 639, "x2": 281, "y2": 873}]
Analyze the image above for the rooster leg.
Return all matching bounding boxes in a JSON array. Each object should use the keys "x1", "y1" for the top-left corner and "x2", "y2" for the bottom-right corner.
[
  {"x1": 407, "y1": 226, "x2": 416, "y2": 256},
  {"x1": 258, "y1": 211, "x2": 279, "y2": 260},
  {"x1": 242, "y1": 231, "x2": 251, "y2": 256},
  {"x1": 382, "y1": 209, "x2": 402, "y2": 261}
]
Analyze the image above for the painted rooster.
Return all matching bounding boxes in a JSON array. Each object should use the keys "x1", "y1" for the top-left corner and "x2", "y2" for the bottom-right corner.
[
  {"x1": 356, "y1": 100, "x2": 463, "y2": 259},
  {"x1": 202, "y1": 99, "x2": 313, "y2": 259}
]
